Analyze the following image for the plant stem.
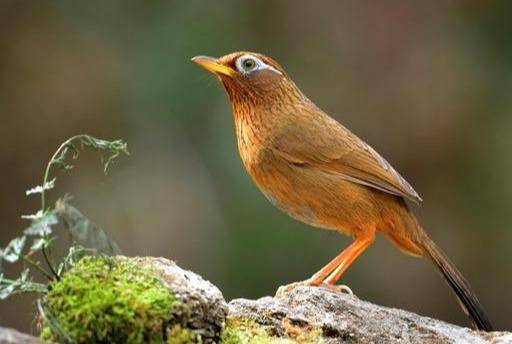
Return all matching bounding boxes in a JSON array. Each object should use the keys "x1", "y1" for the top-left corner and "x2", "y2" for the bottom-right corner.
[
  {"x1": 40, "y1": 135, "x2": 87, "y2": 279},
  {"x1": 0, "y1": 277, "x2": 16, "y2": 284},
  {"x1": 42, "y1": 245, "x2": 59, "y2": 280},
  {"x1": 21, "y1": 255, "x2": 54, "y2": 281},
  {"x1": 0, "y1": 278, "x2": 47, "y2": 293},
  {"x1": 41, "y1": 135, "x2": 86, "y2": 211}
]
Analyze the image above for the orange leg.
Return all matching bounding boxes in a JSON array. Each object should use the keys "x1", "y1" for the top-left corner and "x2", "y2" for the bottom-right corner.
[
  {"x1": 305, "y1": 247, "x2": 355, "y2": 285},
  {"x1": 276, "y1": 230, "x2": 375, "y2": 297},
  {"x1": 323, "y1": 232, "x2": 375, "y2": 285}
]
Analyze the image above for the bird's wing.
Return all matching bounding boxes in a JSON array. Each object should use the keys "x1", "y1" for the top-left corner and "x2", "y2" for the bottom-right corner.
[{"x1": 271, "y1": 111, "x2": 422, "y2": 203}]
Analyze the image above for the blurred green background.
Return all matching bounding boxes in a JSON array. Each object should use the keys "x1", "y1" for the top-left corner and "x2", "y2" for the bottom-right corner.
[{"x1": 1, "y1": 0, "x2": 511, "y2": 333}]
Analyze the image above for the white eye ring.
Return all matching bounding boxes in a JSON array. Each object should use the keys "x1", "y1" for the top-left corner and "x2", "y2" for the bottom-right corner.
[
  {"x1": 235, "y1": 54, "x2": 262, "y2": 73},
  {"x1": 235, "y1": 54, "x2": 282, "y2": 76}
]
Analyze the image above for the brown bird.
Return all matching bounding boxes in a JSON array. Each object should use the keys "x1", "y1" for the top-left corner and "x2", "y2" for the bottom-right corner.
[{"x1": 192, "y1": 52, "x2": 493, "y2": 331}]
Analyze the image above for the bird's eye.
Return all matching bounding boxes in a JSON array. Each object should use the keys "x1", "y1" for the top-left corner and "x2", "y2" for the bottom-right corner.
[
  {"x1": 236, "y1": 55, "x2": 262, "y2": 74},
  {"x1": 239, "y1": 57, "x2": 258, "y2": 72}
]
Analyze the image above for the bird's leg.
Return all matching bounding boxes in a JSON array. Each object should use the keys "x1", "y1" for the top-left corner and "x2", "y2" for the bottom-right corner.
[
  {"x1": 305, "y1": 249, "x2": 354, "y2": 285},
  {"x1": 275, "y1": 250, "x2": 350, "y2": 297},
  {"x1": 323, "y1": 232, "x2": 375, "y2": 286},
  {"x1": 276, "y1": 231, "x2": 374, "y2": 297}
]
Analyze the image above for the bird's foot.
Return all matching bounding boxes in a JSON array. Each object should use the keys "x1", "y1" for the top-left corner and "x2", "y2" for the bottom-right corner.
[
  {"x1": 275, "y1": 279, "x2": 353, "y2": 298},
  {"x1": 323, "y1": 284, "x2": 353, "y2": 295},
  {"x1": 275, "y1": 280, "x2": 315, "y2": 298}
]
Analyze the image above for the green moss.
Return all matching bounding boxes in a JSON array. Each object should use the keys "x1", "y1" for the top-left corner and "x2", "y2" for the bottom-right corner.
[
  {"x1": 220, "y1": 318, "x2": 282, "y2": 344},
  {"x1": 40, "y1": 256, "x2": 178, "y2": 343},
  {"x1": 166, "y1": 324, "x2": 201, "y2": 344},
  {"x1": 220, "y1": 318, "x2": 324, "y2": 344}
]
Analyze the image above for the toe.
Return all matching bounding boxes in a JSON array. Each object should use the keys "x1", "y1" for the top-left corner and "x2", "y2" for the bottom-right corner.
[
  {"x1": 318, "y1": 283, "x2": 354, "y2": 295},
  {"x1": 275, "y1": 279, "x2": 321, "y2": 298},
  {"x1": 275, "y1": 281, "x2": 302, "y2": 298}
]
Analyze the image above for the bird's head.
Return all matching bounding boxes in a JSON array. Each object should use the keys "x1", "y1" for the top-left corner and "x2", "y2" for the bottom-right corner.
[{"x1": 192, "y1": 52, "x2": 304, "y2": 111}]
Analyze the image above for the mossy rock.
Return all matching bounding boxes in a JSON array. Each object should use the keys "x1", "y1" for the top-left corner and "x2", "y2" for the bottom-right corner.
[
  {"x1": 41, "y1": 256, "x2": 227, "y2": 344},
  {"x1": 220, "y1": 318, "x2": 324, "y2": 344},
  {"x1": 39, "y1": 256, "x2": 220, "y2": 343},
  {"x1": 37, "y1": 255, "x2": 327, "y2": 343}
]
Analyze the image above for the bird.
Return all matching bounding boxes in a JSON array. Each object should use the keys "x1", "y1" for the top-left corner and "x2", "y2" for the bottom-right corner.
[{"x1": 192, "y1": 51, "x2": 493, "y2": 331}]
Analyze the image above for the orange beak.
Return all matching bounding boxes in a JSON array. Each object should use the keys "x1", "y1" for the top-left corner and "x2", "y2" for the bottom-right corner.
[{"x1": 191, "y1": 55, "x2": 235, "y2": 77}]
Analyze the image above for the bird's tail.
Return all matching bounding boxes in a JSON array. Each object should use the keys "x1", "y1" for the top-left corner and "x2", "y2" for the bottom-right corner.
[{"x1": 415, "y1": 231, "x2": 493, "y2": 331}]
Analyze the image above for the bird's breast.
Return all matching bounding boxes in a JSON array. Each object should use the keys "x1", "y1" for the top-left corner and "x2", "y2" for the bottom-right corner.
[
  {"x1": 234, "y1": 108, "x2": 275, "y2": 166},
  {"x1": 234, "y1": 114, "x2": 313, "y2": 220},
  {"x1": 234, "y1": 117, "x2": 383, "y2": 235}
]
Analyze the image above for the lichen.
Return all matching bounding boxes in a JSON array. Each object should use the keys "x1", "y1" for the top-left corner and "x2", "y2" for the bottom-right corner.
[
  {"x1": 40, "y1": 256, "x2": 180, "y2": 343},
  {"x1": 220, "y1": 318, "x2": 324, "y2": 344}
]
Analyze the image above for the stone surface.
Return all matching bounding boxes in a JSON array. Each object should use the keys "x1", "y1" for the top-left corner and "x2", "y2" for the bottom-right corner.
[
  {"x1": 130, "y1": 257, "x2": 228, "y2": 342},
  {"x1": 228, "y1": 285, "x2": 511, "y2": 343},
  {"x1": 1, "y1": 258, "x2": 511, "y2": 343},
  {"x1": 0, "y1": 327, "x2": 42, "y2": 344}
]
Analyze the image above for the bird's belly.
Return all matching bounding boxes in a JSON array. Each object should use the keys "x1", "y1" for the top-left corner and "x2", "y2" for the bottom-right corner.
[
  {"x1": 261, "y1": 187, "x2": 323, "y2": 228},
  {"x1": 248, "y1": 160, "x2": 380, "y2": 236}
]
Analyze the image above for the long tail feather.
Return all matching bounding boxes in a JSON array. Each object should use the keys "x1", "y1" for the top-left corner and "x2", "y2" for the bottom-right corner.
[{"x1": 418, "y1": 235, "x2": 493, "y2": 331}]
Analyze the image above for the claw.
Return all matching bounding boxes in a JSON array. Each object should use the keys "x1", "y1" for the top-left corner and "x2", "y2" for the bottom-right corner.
[
  {"x1": 276, "y1": 280, "x2": 353, "y2": 298},
  {"x1": 321, "y1": 283, "x2": 353, "y2": 295},
  {"x1": 275, "y1": 280, "x2": 311, "y2": 298}
]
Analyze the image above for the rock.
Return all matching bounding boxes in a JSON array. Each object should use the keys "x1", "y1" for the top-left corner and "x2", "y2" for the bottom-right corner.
[
  {"x1": 40, "y1": 256, "x2": 228, "y2": 343},
  {"x1": 228, "y1": 285, "x2": 511, "y2": 343},
  {"x1": 0, "y1": 327, "x2": 42, "y2": 344},
  {"x1": 127, "y1": 258, "x2": 512, "y2": 343},
  {"x1": 129, "y1": 257, "x2": 228, "y2": 342},
  {"x1": 1, "y1": 258, "x2": 511, "y2": 343}
]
